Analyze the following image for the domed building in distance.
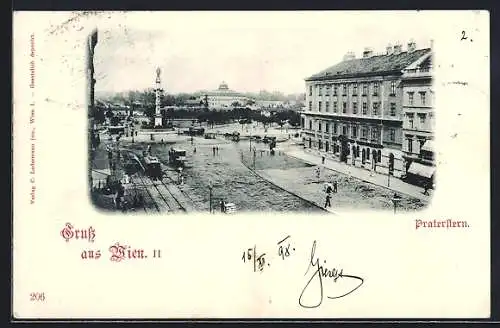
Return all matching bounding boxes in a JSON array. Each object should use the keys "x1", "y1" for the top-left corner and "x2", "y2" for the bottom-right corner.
[{"x1": 201, "y1": 81, "x2": 253, "y2": 110}]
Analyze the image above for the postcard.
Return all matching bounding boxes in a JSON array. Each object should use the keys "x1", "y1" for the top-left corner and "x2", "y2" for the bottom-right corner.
[{"x1": 12, "y1": 10, "x2": 490, "y2": 319}]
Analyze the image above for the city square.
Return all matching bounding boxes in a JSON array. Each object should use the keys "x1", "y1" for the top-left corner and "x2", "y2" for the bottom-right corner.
[{"x1": 87, "y1": 26, "x2": 435, "y2": 215}]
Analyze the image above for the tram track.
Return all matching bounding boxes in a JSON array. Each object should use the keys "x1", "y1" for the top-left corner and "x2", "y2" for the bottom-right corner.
[
  {"x1": 161, "y1": 172, "x2": 199, "y2": 209},
  {"x1": 127, "y1": 177, "x2": 152, "y2": 213},
  {"x1": 155, "y1": 178, "x2": 186, "y2": 212},
  {"x1": 133, "y1": 173, "x2": 161, "y2": 212},
  {"x1": 121, "y1": 148, "x2": 191, "y2": 213}
]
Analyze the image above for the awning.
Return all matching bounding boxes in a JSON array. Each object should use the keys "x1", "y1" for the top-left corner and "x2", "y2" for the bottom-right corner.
[
  {"x1": 421, "y1": 140, "x2": 434, "y2": 153},
  {"x1": 407, "y1": 162, "x2": 435, "y2": 179}
]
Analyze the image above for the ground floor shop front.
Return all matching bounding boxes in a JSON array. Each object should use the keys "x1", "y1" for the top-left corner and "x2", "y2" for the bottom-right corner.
[{"x1": 302, "y1": 133, "x2": 405, "y2": 178}]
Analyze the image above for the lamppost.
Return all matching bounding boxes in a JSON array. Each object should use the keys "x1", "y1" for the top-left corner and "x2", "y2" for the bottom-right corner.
[
  {"x1": 391, "y1": 194, "x2": 401, "y2": 214},
  {"x1": 387, "y1": 171, "x2": 390, "y2": 187},
  {"x1": 209, "y1": 184, "x2": 213, "y2": 213}
]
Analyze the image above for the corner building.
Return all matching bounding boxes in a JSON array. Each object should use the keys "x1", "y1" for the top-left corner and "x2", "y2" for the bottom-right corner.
[
  {"x1": 401, "y1": 52, "x2": 435, "y2": 174},
  {"x1": 301, "y1": 43, "x2": 431, "y2": 177}
]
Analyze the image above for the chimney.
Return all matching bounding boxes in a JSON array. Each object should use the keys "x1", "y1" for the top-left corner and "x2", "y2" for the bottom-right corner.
[
  {"x1": 362, "y1": 47, "x2": 373, "y2": 58},
  {"x1": 407, "y1": 39, "x2": 416, "y2": 52},
  {"x1": 393, "y1": 43, "x2": 402, "y2": 54},
  {"x1": 343, "y1": 51, "x2": 355, "y2": 61},
  {"x1": 386, "y1": 44, "x2": 393, "y2": 55}
]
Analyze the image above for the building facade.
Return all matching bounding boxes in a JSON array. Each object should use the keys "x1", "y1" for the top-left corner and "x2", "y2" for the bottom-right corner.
[
  {"x1": 301, "y1": 42, "x2": 432, "y2": 177},
  {"x1": 87, "y1": 29, "x2": 98, "y2": 120},
  {"x1": 401, "y1": 51, "x2": 435, "y2": 177},
  {"x1": 201, "y1": 82, "x2": 252, "y2": 110}
]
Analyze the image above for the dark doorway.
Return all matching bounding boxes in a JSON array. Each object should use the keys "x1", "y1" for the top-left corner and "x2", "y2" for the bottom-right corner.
[
  {"x1": 389, "y1": 153, "x2": 394, "y2": 175},
  {"x1": 362, "y1": 149, "x2": 366, "y2": 164},
  {"x1": 340, "y1": 136, "x2": 348, "y2": 163},
  {"x1": 372, "y1": 149, "x2": 377, "y2": 170},
  {"x1": 325, "y1": 141, "x2": 329, "y2": 152},
  {"x1": 308, "y1": 138, "x2": 312, "y2": 148}
]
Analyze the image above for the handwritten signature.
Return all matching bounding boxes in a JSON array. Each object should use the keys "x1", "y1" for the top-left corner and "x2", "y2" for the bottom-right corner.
[{"x1": 299, "y1": 240, "x2": 364, "y2": 308}]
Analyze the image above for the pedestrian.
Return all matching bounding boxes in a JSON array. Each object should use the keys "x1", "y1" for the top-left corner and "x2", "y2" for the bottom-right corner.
[
  {"x1": 194, "y1": 147, "x2": 197, "y2": 153},
  {"x1": 322, "y1": 156, "x2": 325, "y2": 164},
  {"x1": 333, "y1": 180, "x2": 338, "y2": 193},
  {"x1": 220, "y1": 199, "x2": 226, "y2": 213},
  {"x1": 423, "y1": 181, "x2": 430, "y2": 196},
  {"x1": 324, "y1": 184, "x2": 332, "y2": 208},
  {"x1": 213, "y1": 146, "x2": 216, "y2": 156}
]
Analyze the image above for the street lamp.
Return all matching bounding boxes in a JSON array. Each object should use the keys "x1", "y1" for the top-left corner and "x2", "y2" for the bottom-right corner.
[
  {"x1": 209, "y1": 184, "x2": 213, "y2": 213},
  {"x1": 391, "y1": 194, "x2": 401, "y2": 214}
]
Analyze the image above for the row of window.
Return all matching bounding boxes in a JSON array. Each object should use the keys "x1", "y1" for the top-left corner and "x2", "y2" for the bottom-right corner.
[
  {"x1": 307, "y1": 121, "x2": 397, "y2": 142},
  {"x1": 407, "y1": 91, "x2": 428, "y2": 106},
  {"x1": 405, "y1": 113, "x2": 429, "y2": 128},
  {"x1": 309, "y1": 81, "x2": 397, "y2": 97},
  {"x1": 406, "y1": 138, "x2": 427, "y2": 154},
  {"x1": 308, "y1": 140, "x2": 384, "y2": 163},
  {"x1": 309, "y1": 101, "x2": 398, "y2": 116}
]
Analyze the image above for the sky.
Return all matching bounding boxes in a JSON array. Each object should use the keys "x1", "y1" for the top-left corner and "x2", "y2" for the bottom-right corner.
[{"x1": 93, "y1": 11, "x2": 434, "y2": 95}]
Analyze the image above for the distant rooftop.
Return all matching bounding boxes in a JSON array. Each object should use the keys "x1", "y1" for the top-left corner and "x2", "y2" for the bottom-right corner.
[
  {"x1": 306, "y1": 48, "x2": 431, "y2": 81},
  {"x1": 204, "y1": 81, "x2": 247, "y2": 97}
]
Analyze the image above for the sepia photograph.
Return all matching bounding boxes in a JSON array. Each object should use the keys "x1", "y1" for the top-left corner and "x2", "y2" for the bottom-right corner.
[{"x1": 88, "y1": 22, "x2": 435, "y2": 215}]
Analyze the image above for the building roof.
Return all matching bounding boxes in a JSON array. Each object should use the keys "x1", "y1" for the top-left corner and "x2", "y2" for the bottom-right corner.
[
  {"x1": 305, "y1": 48, "x2": 431, "y2": 81},
  {"x1": 203, "y1": 81, "x2": 247, "y2": 97},
  {"x1": 405, "y1": 51, "x2": 432, "y2": 70}
]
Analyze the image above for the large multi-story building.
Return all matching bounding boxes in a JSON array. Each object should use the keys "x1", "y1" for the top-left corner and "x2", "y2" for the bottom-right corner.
[
  {"x1": 401, "y1": 51, "x2": 435, "y2": 176},
  {"x1": 301, "y1": 41, "x2": 432, "y2": 177},
  {"x1": 201, "y1": 81, "x2": 252, "y2": 110}
]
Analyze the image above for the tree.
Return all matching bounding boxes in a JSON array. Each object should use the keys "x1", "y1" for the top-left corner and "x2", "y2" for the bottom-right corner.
[
  {"x1": 144, "y1": 106, "x2": 155, "y2": 118},
  {"x1": 110, "y1": 116, "x2": 120, "y2": 126}
]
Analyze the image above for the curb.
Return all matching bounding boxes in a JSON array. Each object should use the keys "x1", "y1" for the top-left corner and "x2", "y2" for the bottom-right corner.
[
  {"x1": 238, "y1": 153, "x2": 334, "y2": 214},
  {"x1": 285, "y1": 151, "x2": 429, "y2": 202}
]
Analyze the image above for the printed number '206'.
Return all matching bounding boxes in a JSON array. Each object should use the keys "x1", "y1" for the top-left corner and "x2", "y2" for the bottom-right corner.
[{"x1": 30, "y1": 292, "x2": 45, "y2": 301}]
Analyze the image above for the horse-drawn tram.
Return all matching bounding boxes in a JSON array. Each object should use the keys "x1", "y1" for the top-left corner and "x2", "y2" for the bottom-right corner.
[
  {"x1": 169, "y1": 148, "x2": 187, "y2": 167},
  {"x1": 143, "y1": 155, "x2": 163, "y2": 180}
]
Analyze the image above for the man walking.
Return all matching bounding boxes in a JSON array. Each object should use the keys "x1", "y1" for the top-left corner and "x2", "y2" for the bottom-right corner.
[
  {"x1": 333, "y1": 180, "x2": 338, "y2": 193},
  {"x1": 423, "y1": 181, "x2": 431, "y2": 196},
  {"x1": 324, "y1": 183, "x2": 333, "y2": 208},
  {"x1": 315, "y1": 167, "x2": 321, "y2": 183}
]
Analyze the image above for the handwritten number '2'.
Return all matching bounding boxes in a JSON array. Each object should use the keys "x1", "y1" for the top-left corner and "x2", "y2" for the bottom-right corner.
[{"x1": 461, "y1": 31, "x2": 467, "y2": 40}]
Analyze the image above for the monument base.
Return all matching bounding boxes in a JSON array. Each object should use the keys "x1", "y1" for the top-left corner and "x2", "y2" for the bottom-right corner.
[{"x1": 154, "y1": 116, "x2": 163, "y2": 127}]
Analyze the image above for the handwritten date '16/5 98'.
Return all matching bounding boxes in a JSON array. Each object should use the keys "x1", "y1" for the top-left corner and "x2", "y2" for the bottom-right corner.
[
  {"x1": 242, "y1": 235, "x2": 295, "y2": 273},
  {"x1": 299, "y1": 240, "x2": 364, "y2": 308}
]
